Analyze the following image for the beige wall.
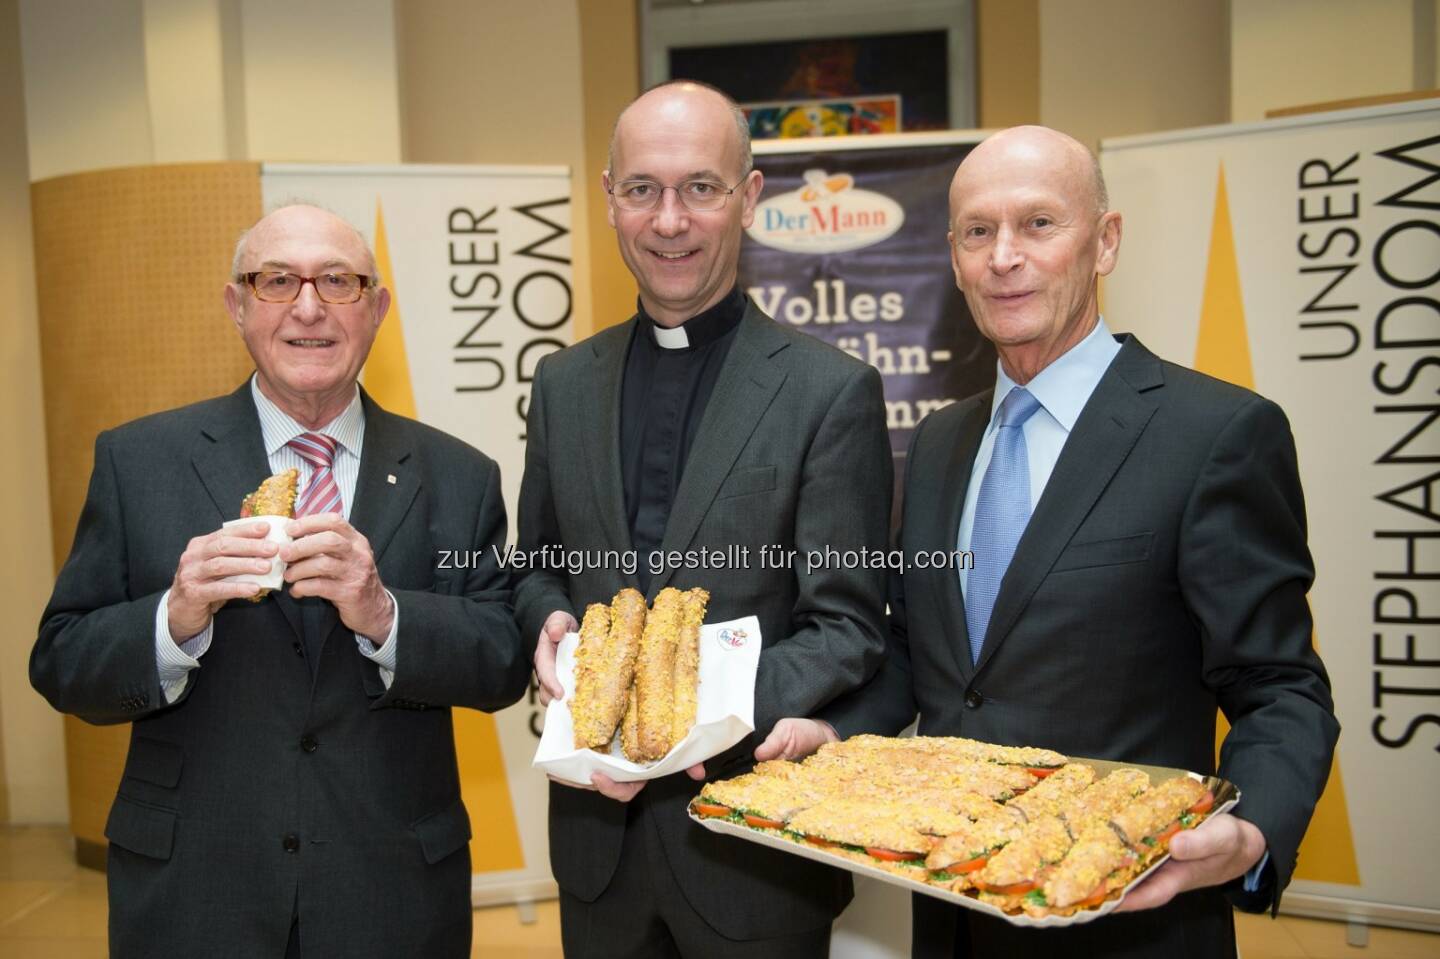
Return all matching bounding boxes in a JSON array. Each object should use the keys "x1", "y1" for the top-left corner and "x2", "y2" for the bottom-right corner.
[
  {"x1": 976, "y1": 0, "x2": 1039, "y2": 128},
  {"x1": 1231, "y1": 0, "x2": 1421, "y2": 121},
  {"x1": 18, "y1": 0, "x2": 155, "y2": 181},
  {"x1": 395, "y1": 0, "x2": 598, "y2": 335},
  {"x1": 1038, "y1": 0, "x2": 1229, "y2": 151},
  {"x1": 239, "y1": 0, "x2": 402, "y2": 162},
  {"x1": 142, "y1": 0, "x2": 231, "y2": 162},
  {"x1": 0, "y1": 0, "x2": 66, "y2": 824}
]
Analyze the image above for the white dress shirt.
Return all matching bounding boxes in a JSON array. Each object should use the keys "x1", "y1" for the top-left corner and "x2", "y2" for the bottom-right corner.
[{"x1": 154, "y1": 376, "x2": 398, "y2": 701}]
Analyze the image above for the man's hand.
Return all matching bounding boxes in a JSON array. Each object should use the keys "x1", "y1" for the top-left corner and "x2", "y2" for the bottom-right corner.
[
  {"x1": 282, "y1": 514, "x2": 393, "y2": 638},
  {"x1": 534, "y1": 610, "x2": 578, "y2": 706},
  {"x1": 547, "y1": 772, "x2": 646, "y2": 803},
  {"x1": 1115, "y1": 813, "x2": 1267, "y2": 912},
  {"x1": 168, "y1": 522, "x2": 275, "y2": 640},
  {"x1": 755, "y1": 718, "x2": 839, "y2": 762}
]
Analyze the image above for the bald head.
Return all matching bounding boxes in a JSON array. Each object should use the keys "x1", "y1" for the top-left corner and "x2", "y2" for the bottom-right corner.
[
  {"x1": 232, "y1": 204, "x2": 378, "y2": 280},
  {"x1": 951, "y1": 126, "x2": 1108, "y2": 227},
  {"x1": 944, "y1": 124, "x2": 1122, "y2": 384},
  {"x1": 608, "y1": 80, "x2": 752, "y2": 181}
]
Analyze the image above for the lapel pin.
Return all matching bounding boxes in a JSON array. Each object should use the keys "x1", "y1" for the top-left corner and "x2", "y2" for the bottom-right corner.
[{"x1": 387, "y1": 474, "x2": 397, "y2": 485}]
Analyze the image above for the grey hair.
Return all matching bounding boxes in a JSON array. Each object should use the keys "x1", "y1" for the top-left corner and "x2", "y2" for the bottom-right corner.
[
  {"x1": 608, "y1": 78, "x2": 753, "y2": 178},
  {"x1": 1090, "y1": 155, "x2": 1110, "y2": 214},
  {"x1": 230, "y1": 199, "x2": 379, "y2": 279}
]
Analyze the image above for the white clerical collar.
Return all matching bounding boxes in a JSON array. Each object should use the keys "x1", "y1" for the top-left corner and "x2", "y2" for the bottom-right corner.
[{"x1": 653, "y1": 324, "x2": 690, "y2": 350}]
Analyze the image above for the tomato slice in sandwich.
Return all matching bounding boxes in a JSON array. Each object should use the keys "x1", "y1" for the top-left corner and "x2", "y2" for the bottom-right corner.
[{"x1": 742, "y1": 814, "x2": 785, "y2": 830}]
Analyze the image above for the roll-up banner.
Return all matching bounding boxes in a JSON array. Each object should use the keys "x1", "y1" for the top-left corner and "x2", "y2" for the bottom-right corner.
[
  {"x1": 744, "y1": 133, "x2": 991, "y2": 496},
  {"x1": 742, "y1": 132, "x2": 988, "y2": 958},
  {"x1": 1100, "y1": 100, "x2": 1440, "y2": 932},
  {"x1": 261, "y1": 164, "x2": 572, "y2": 906}
]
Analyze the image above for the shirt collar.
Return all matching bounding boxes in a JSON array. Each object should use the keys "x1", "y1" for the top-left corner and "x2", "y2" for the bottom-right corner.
[
  {"x1": 989, "y1": 316, "x2": 1122, "y2": 433},
  {"x1": 638, "y1": 285, "x2": 746, "y2": 351},
  {"x1": 249, "y1": 374, "x2": 366, "y2": 458}
]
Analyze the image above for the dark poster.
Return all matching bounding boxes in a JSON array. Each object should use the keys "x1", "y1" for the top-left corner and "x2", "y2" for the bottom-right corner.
[{"x1": 739, "y1": 139, "x2": 994, "y2": 476}]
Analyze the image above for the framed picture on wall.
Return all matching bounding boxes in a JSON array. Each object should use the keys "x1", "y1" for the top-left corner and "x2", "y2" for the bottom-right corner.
[{"x1": 643, "y1": 0, "x2": 975, "y2": 131}]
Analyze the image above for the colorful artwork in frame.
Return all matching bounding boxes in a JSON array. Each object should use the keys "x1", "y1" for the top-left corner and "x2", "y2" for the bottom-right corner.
[
  {"x1": 742, "y1": 96, "x2": 900, "y2": 139},
  {"x1": 670, "y1": 30, "x2": 949, "y2": 139}
]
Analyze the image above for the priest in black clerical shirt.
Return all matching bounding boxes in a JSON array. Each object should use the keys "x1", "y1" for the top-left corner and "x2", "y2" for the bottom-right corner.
[
  {"x1": 514, "y1": 80, "x2": 892, "y2": 958},
  {"x1": 621, "y1": 286, "x2": 746, "y2": 589}
]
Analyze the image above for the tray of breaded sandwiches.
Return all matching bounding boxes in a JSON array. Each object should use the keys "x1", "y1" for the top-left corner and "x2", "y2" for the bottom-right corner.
[{"x1": 688, "y1": 735, "x2": 1237, "y2": 927}]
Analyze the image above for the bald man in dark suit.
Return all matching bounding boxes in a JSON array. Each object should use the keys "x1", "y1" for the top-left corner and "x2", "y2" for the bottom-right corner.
[{"x1": 33, "y1": 204, "x2": 527, "y2": 959}]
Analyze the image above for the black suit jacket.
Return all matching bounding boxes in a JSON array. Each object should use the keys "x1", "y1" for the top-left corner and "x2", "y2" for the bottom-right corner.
[
  {"x1": 514, "y1": 302, "x2": 893, "y2": 940},
  {"x1": 829, "y1": 335, "x2": 1338, "y2": 959},
  {"x1": 32, "y1": 382, "x2": 528, "y2": 959}
]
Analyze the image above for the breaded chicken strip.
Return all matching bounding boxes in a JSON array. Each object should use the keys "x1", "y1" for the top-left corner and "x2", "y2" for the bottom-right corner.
[
  {"x1": 570, "y1": 589, "x2": 646, "y2": 749},
  {"x1": 670, "y1": 588, "x2": 708, "y2": 745}
]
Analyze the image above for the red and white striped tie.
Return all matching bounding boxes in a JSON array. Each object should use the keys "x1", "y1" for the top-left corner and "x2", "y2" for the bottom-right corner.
[{"x1": 288, "y1": 432, "x2": 343, "y2": 517}]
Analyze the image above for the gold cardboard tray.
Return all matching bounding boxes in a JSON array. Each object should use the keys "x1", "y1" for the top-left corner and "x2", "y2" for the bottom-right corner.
[{"x1": 689, "y1": 757, "x2": 1239, "y2": 928}]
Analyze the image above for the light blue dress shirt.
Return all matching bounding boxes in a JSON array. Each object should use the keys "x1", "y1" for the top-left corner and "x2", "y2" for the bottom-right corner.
[
  {"x1": 955, "y1": 318, "x2": 1268, "y2": 890},
  {"x1": 154, "y1": 376, "x2": 398, "y2": 701},
  {"x1": 957, "y1": 317, "x2": 1121, "y2": 594}
]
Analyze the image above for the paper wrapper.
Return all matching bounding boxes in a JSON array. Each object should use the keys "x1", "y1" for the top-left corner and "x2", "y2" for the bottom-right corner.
[
  {"x1": 220, "y1": 516, "x2": 292, "y2": 592},
  {"x1": 533, "y1": 615, "x2": 762, "y2": 785},
  {"x1": 690, "y1": 758, "x2": 1239, "y2": 927}
]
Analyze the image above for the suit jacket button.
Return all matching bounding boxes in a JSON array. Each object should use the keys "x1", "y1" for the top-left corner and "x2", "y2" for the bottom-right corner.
[
  {"x1": 300, "y1": 735, "x2": 318, "y2": 753},
  {"x1": 293, "y1": 642, "x2": 304, "y2": 657},
  {"x1": 965, "y1": 690, "x2": 983, "y2": 709},
  {"x1": 282, "y1": 833, "x2": 300, "y2": 853}
]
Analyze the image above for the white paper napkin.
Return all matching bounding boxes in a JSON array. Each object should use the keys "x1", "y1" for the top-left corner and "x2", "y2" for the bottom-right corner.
[
  {"x1": 533, "y1": 615, "x2": 762, "y2": 784},
  {"x1": 220, "y1": 516, "x2": 292, "y2": 591}
]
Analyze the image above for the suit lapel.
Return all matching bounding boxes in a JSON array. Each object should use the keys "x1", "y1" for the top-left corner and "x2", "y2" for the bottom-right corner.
[
  {"x1": 193, "y1": 382, "x2": 272, "y2": 524},
  {"x1": 974, "y1": 337, "x2": 1163, "y2": 672},
  {"x1": 193, "y1": 382, "x2": 306, "y2": 642},
  {"x1": 581, "y1": 321, "x2": 636, "y2": 560},
  {"x1": 350, "y1": 390, "x2": 420, "y2": 565},
  {"x1": 931, "y1": 396, "x2": 991, "y2": 684},
  {"x1": 648, "y1": 306, "x2": 787, "y2": 596}
]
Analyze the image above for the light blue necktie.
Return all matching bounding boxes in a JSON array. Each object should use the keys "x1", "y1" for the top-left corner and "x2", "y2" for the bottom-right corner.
[{"x1": 964, "y1": 388, "x2": 1042, "y2": 664}]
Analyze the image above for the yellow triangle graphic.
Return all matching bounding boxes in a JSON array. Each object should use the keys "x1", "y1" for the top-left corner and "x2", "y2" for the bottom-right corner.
[
  {"x1": 1195, "y1": 169, "x2": 1254, "y2": 390},
  {"x1": 364, "y1": 201, "x2": 525, "y2": 874},
  {"x1": 363, "y1": 204, "x2": 417, "y2": 419},
  {"x1": 1197, "y1": 167, "x2": 1358, "y2": 885}
]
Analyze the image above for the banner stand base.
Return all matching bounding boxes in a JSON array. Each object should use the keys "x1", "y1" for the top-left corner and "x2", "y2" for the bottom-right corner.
[
  {"x1": 471, "y1": 875, "x2": 558, "y2": 909},
  {"x1": 1282, "y1": 893, "x2": 1440, "y2": 934}
]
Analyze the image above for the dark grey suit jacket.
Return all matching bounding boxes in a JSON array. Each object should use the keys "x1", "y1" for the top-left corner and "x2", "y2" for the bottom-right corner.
[
  {"x1": 828, "y1": 335, "x2": 1338, "y2": 959},
  {"x1": 514, "y1": 301, "x2": 892, "y2": 940},
  {"x1": 32, "y1": 382, "x2": 528, "y2": 959}
]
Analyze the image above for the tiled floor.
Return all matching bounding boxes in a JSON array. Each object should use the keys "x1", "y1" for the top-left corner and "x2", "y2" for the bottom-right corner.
[{"x1": 2, "y1": 825, "x2": 1435, "y2": 958}]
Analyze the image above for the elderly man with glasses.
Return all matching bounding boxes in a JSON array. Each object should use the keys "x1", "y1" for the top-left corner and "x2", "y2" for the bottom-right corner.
[
  {"x1": 514, "y1": 80, "x2": 892, "y2": 957},
  {"x1": 32, "y1": 203, "x2": 528, "y2": 959}
]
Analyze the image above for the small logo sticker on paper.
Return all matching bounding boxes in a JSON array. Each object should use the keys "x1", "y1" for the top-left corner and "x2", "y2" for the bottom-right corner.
[{"x1": 716, "y1": 627, "x2": 750, "y2": 651}]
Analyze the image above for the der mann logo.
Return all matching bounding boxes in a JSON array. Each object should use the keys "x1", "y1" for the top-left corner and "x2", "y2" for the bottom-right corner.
[{"x1": 748, "y1": 169, "x2": 904, "y2": 254}]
